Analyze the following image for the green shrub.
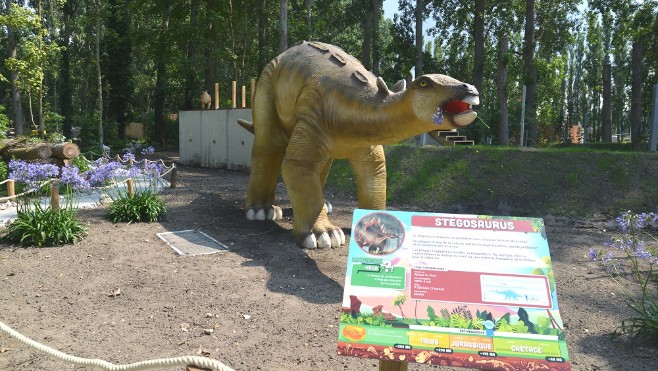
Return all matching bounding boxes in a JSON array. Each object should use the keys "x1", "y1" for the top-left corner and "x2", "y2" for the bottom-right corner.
[
  {"x1": 3, "y1": 202, "x2": 87, "y2": 247},
  {"x1": 589, "y1": 211, "x2": 658, "y2": 347},
  {"x1": 107, "y1": 190, "x2": 167, "y2": 223}
]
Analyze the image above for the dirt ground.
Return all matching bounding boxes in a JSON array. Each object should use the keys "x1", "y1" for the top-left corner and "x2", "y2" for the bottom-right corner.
[{"x1": 1, "y1": 159, "x2": 657, "y2": 371}]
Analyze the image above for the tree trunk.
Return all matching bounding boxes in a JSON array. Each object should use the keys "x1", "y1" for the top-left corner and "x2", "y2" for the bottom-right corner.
[
  {"x1": 60, "y1": 0, "x2": 73, "y2": 139},
  {"x1": 95, "y1": 0, "x2": 103, "y2": 149},
  {"x1": 630, "y1": 41, "x2": 642, "y2": 151},
  {"x1": 602, "y1": 63, "x2": 612, "y2": 142},
  {"x1": 372, "y1": 0, "x2": 380, "y2": 76},
  {"x1": 304, "y1": 0, "x2": 312, "y2": 37},
  {"x1": 414, "y1": 0, "x2": 424, "y2": 78},
  {"x1": 258, "y1": 0, "x2": 268, "y2": 72},
  {"x1": 6, "y1": 0, "x2": 24, "y2": 136},
  {"x1": 497, "y1": 34, "x2": 509, "y2": 146},
  {"x1": 1, "y1": 144, "x2": 52, "y2": 161},
  {"x1": 154, "y1": 4, "x2": 171, "y2": 148},
  {"x1": 363, "y1": 1, "x2": 372, "y2": 70},
  {"x1": 183, "y1": 0, "x2": 199, "y2": 110},
  {"x1": 51, "y1": 142, "x2": 81, "y2": 159},
  {"x1": 523, "y1": 0, "x2": 538, "y2": 146},
  {"x1": 279, "y1": 0, "x2": 288, "y2": 53},
  {"x1": 473, "y1": 0, "x2": 485, "y2": 95}
]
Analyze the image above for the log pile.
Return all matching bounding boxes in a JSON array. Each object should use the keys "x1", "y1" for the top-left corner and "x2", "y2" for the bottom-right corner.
[{"x1": 0, "y1": 139, "x2": 81, "y2": 167}]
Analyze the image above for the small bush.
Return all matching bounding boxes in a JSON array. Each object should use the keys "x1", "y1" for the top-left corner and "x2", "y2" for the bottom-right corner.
[
  {"x1": 3, "y1": 202, "x2": 87, "y2": 247},
  {"x1": 107, "y1": 190, "x2": 167, "y2": 223},
  {"x1": 589, "y1": 211, "x2": 658, "y2": 346}
]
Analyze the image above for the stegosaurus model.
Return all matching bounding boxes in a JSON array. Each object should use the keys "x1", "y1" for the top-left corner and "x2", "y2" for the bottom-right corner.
[
  {"x1": 240, "y1": 41, "x2": 479, "y2": 249},
  {"x1": 354, "y1": 217, "x2": 399, "y2": 254}
]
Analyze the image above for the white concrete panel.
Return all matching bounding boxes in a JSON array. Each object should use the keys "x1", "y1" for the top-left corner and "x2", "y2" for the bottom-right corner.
[
  {"x1": 200, "y1": 110, "x2": 228, "y2": 168},
  {"x1": 226, "y1": 109, "x2": 254, "y2": 170},
  {"x1": 179, "y1": 111, "x2": 202, "y2": 166}
]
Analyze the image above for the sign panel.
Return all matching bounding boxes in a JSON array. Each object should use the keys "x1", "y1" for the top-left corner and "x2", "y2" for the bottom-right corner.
[{"x1": 337, "y1": 209, "x2": 571, "y2": 370}]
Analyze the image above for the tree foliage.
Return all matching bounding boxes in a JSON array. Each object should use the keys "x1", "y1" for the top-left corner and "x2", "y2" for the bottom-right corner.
[{"x1": 0, "y1": 0, "x2": 655, "y2": 150}]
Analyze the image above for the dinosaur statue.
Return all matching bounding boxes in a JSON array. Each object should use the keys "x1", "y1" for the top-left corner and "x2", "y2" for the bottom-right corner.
[{"x1": 240, "y1": 41, "x2": 479, "y2": 249}]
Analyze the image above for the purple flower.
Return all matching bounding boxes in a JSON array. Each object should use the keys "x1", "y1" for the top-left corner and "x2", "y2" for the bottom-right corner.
[
  {"x1": 86, "y1": 159, "x2": 124, "y2": 187},
  {"x1": 9, "y1": 160, "x2": 59, "y2": 190},
  {"x1": 122, "y1": 152, "x2": 136, "y2": 162},
  {"x1": 141, "y1": 146, "x2": 155, "y2": 156},
  {"x1": 432, "y1": 109, "x2": 444, "y2": 124},
  {"x1": 60, "y1": 166, "x2": 90, "y2": 191},
  {"x1": 588, "y1": 248, "x2": 600, "y2": 261},
  {"x1": 143, "y1": 161, "x2": 164, "y2": 177}
]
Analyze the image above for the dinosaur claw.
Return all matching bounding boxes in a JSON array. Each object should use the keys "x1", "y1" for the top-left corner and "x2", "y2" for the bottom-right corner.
[
  {"x1": 317, "y1": 233, "x2": 331, "y2": 248},
  {"x1": 301, "y1": 234, "x2": 318, "y2": 249},
  {"x1": 325, "y1": 202, "x2": 333, "y2": 213},
  {"x1": 246, "y1": 206, "x2": 283, "y2": 221},
  {"x1": 329, "y1": 230, "x2": 342, "y2": 247}
]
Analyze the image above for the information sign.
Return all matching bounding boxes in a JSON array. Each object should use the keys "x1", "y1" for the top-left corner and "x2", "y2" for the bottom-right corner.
[{"x1": 337, "y1": 209, "x2": 571, "y2": 370}]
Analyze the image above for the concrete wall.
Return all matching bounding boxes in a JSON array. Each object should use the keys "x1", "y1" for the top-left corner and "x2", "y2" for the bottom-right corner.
[{"x1": 179, "y1": 109, "x2": 253, "y2": 169}]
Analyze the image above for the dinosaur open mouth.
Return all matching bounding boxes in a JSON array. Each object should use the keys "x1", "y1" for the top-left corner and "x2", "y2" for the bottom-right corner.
[{"x1": 435, "y1": 95, "x2": 480, "y2": 127}]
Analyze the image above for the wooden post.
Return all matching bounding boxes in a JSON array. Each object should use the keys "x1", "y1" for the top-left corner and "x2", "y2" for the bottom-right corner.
[
  {"x1": 50, "y1": 179, "x2": 60, "y2": 210},
  {"x1": 214, "y1": 82, "x2": 220, "y2": 109},
  {"x1": 241, "y1": 85, "x2": 246, "y2": 108},
  {"x1": 232, "y1": 81, "x2": 237, "y2": 109},
  {"x1": 127, "y1": 178, "x2": 135, "y2": 198},
  {"x1": 250, "y1": 78, "x2": 256, "y2": 107},
  {"x1": 379, "y1": 360, "x2": 408, "y2": 371},
  {"x1": 170, "y1": 165, "x2": 177, "y2": 189},
  {"x1": 7, "y1": 179, "x2": 14, "y2": 197}
]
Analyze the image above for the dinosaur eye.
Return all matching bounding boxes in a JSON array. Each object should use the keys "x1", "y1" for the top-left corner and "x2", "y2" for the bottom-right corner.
[{"x1": 419, "y1": 79, "x2": 429, "y2": 87}]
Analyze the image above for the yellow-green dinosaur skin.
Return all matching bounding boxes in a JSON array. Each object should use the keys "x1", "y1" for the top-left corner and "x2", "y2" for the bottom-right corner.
[{"x1": 245, "y1": 41, "x2": 479, "y2": 249}]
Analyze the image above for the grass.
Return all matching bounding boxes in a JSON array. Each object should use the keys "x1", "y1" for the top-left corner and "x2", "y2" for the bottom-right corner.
[{"x1": 325, "y1": 144, "x2": 658, "y2": 218}]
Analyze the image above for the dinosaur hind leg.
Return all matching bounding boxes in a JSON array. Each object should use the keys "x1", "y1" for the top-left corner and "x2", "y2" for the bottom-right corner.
[{"x1": 244, "y1": 78, "x2": 287, "y2": 221}]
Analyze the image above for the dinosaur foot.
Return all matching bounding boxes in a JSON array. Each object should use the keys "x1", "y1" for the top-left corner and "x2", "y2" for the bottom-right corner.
[
  {"x1": 246, "y1": 206, "x2": 283, "y2": 221},
  {"x1": 298, "y1": 228, "x2": 346, "y2": 249}
]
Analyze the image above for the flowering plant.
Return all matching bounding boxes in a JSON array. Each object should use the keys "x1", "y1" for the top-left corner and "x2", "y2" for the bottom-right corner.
[
  {"x1": 4, "y1": 160, "x2": 87, "y2": 246},
  {"x1": 588, "y1": 211, "x2": 658, "y2": 345}
]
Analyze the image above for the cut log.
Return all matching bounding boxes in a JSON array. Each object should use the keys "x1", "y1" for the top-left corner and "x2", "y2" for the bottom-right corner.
[
  {"x1": 2, "y1": 144, "x2": 52, "y2": 161},
  {"x1": 51, "y1": 142, "x2": 80, "y2": 160}
]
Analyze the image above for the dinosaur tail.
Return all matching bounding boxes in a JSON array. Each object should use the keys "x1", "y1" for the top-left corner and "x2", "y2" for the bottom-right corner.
[{"x1": 236, "y1": 119, "x2": 255, "y2": 134}]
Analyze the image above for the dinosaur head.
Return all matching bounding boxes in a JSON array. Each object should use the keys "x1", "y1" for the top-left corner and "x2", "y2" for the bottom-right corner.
[{"x1": 408, "y1": 74, "x2": 480, "y2": 130}]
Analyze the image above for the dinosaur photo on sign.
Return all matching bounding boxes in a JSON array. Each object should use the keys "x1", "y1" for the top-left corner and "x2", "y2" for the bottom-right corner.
[{"x1": 239, "y1": 41, "x2": 479, "y2": 249}]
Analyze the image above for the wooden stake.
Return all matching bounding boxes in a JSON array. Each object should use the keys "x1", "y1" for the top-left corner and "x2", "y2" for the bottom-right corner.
[
  {"x1": 50, "y1": 179, "x2": 60, "y2": 210},
  {"x1": 241, "y1": 85, "x2": 246, "y2": 108},
  {"x1": 170, "y1": 165, "x2": 177, "y2": 189},
  {"x1": 232, "y1": 81, "x2": 237, "y2": 109},
  {"x1": 7, "y1": 179, "x2": 14, "y2": 197},
  {"x1": 250, "y1": 78, "x2": 256, "y2": 107},
  {"x1": 127, "y1": 178, "x2": 135, "y2": 198},
  {"x1": 379, "y1": 360, "x2": 408, "y2": 371},
  {"x1": 214, "y1": 82, "x2": 220, "y2": 109}
]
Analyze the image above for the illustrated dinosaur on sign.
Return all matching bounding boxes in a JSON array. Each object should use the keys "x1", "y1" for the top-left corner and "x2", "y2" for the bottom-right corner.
[{"x1": 239, "y1": 41, "x2": 479, "y2": 249}]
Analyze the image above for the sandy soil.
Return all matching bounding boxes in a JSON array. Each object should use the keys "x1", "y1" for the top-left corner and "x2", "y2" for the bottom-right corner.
[{"x1": 1, "y1": 161, "x2": 657, "y2": 371}]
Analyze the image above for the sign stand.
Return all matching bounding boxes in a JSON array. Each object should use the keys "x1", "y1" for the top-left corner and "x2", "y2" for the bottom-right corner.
[{"x1": 379, "y1": 360, "x2": 408, "y2": 371}]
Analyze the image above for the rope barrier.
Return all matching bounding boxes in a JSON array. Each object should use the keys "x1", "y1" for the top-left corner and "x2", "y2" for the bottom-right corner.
[{"x1": 0, "y1": 320, "x2": 234, "y2": 371}]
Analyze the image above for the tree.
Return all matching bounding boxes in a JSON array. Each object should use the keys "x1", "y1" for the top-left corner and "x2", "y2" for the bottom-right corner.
[
  {"x1": 522, "y1": 0, "x2": 537, "y2": 146},
  {"x1": 473, "y1": 0, "x2": 485, "y2": 95},
  {"x1": 279, "y1": 0, "x2": 287, "y2": 53},
  {"x1": 104, "y1": 0, "x2": 133, "y2": 140},
  {"x1": 414, "y1": 0, "x2": 424, "y2": 78},
  {"x1": 497, "y1": 33, "x2": 509, "y2": 145},
  {"x1": 4, "y1": 0, "x2": 24, "y2": 136}
]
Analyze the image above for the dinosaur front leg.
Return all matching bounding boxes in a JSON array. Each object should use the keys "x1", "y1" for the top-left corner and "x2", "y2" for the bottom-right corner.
[
  {"x1": 349, "y1": 145, "x2": 387, "y2": 210},
  {"x1": 282, "y1": 126, "x2": 345, "y2": 249}
]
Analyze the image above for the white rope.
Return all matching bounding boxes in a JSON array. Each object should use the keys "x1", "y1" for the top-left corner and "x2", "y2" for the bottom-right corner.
[{"x1": 0, "y1": 320, "x2": 234, "y2": 371}]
